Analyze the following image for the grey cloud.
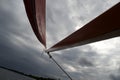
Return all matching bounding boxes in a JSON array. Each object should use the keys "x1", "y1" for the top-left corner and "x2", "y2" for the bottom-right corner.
[
  {"x1": 109, "y1": 66, "x2": 120, "y2": 80},
  {"x1": 78, "y1": 58, "x2": 94, "y2": 67},
  {"x1": 0, "y1": 0, "x2": 120, "y2": 80},
  {"x1": 46, "y1": 0, "x2": 78, "y2": 47},
  {"x1": 34, "y1": 0, "x2": 120, "y2": 80},
  {"x1": 46, "y1": 0, "x2": 120, "y2": 47},
  {"x1": 110, "y1": 75, "x2": 120, "y2": 80},
  {"x1": 0, "y1": 0, "x2": 63, "y2": 79}
]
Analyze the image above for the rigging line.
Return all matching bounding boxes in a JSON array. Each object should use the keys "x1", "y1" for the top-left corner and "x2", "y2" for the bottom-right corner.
[{"x1": 47, "y1": 52, "x2": 73, "y2": 80}]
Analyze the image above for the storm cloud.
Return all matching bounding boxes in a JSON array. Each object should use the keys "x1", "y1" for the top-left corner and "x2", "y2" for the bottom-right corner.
[{"x1": 0, "y1": 0, "x2": 120, "y2": 80}]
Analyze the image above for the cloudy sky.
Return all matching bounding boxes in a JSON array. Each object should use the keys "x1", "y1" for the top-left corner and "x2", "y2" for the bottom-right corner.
[{"x1": 0, "y1": 0, "x2": 120, "y2": 80}]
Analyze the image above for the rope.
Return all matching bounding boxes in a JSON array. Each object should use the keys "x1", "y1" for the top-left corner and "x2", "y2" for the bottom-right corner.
[{"x1": 47, "y1": 52, "x2": 73, "y2": 80}]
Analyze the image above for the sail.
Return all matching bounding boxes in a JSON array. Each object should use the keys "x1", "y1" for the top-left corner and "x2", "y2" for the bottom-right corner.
[
  {"x1": 46, "y1": 2, "x2": 120, "y2": 52},
  {"x1": 23, "y1": 0, "x2": 46, "y2": 47}
]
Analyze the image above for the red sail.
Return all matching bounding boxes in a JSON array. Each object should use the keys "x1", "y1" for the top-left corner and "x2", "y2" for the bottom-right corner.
[
  {"x1": 46, "y1": 2, "x2": 120, "y2": 52},
  {"x1": 23, "y1": 0, "x2": 46, "y2": 47}
]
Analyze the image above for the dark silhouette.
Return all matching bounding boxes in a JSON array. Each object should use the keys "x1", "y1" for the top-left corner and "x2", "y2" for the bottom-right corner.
[{"x1": 0, "y1": 66, "x2": 58, "y2": 80}]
